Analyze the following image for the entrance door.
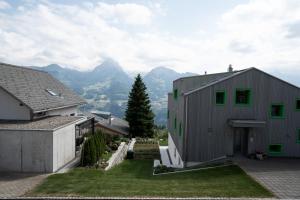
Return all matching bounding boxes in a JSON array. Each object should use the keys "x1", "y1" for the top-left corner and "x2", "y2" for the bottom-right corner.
[{"x1": 233, "y1": 128, "x2": 249, "y2": 156}]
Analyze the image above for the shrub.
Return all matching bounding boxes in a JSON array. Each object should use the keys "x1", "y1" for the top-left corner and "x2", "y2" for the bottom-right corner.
[
  {"x1": 126, "y1": 150, "x2": 134, "y2": 159},
  {"x1": 153, "y1": 165, "x2": 174, "y2": 174},
  {"x1": 93, "y1": 130, "x2": 106, "y2": 160},
  {"x1": 81, "y1": 137, "x2": 97, "y2": 166},
  {"x1": 81, "y1": 130, "x2": 106, "y2": 167}
]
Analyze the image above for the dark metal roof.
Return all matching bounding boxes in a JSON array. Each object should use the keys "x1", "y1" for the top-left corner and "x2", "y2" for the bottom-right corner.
[
  {"x1": 175, "y1": 70, "x2": 243, "y2": 93},
  {"x1": 184, "y1": 68, "x2": 251, "y2": 95},
  {"x1": 0, "y1": 63, "x2": 86, "y2": 113},
  {"x1": 175, "y1": 71, "x2": 237, "y2": 82},
  {"x1": 184, "y1": 67, "x2": 300, "y2": 96},
  {"x1": 80, "y1": 111, "x2": 129, "y2": 135}
]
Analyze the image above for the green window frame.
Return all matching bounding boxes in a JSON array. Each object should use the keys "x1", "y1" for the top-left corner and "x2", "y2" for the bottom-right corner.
[
  {"x1": 235, "y1": 88, "x2": 251, "y2": 106},
  {"x1": 270, "y1": 104, "x2": 285, "y2": 119},
  {"x1": 174, "y1": 117, "x2": 177, "y2": 130},
  {"x1": 179, "y1": 122, "x2": 182, "y2": 136},
  {"x1": 296, "y1": 99, "x2": 300, "y2": 111},
  {"x1": 268, "y1": 144, "x2": 283, "y2": 155},
  {"x1": 216, "y1": 90, "x2": 226, "y2": 105},
  {"x1": 297, "y1": 129, "x2": 300, "y2": 144},
  {"x1": 173, "y1": 89, "x2": 178, "y2": 100}
]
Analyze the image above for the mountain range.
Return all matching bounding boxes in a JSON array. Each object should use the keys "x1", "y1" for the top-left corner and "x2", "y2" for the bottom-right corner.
[{"x1": 32, "y1": 59, "x2": 197, "y2": 125}]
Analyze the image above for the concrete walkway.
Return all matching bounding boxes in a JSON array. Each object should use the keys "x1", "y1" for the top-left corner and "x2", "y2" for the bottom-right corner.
[
  {"x1": 235, "y1": 157, "x2": 300, "y2": 199},
  {"x1": 0, "y1": 172, "x2": 48, "y2": 198},
  {"x1": 159, "y1": 146, "x2": 172, "y2": 167},
  {"x1": 56, "y1": 157, "x2": 80, "y2": 174}
]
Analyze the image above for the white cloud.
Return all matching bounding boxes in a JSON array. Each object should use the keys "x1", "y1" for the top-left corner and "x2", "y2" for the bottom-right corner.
[
  {"x1": 0, "y1": 0, "x2": 300, "y2": 81},
  {"x1": 0, "y1": 0, "x2": 10, "y2": 9},
  {"x1": 96, "y1": 2, "x2": 153, "y2": 25}
]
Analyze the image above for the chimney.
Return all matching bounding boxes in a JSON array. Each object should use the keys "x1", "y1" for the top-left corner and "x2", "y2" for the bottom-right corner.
[
  {"x1": 108, "y1": 114, "x2": 112, "y2": 125},
  {"x1": 204, "y1": 71, "x2": 207, "y2": 75},
  {"x1": 228, "y1": 64, "x2": 233, "y2": 72}
]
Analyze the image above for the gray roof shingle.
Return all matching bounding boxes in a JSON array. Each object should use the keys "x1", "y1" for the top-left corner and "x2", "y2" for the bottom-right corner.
[{"x1": 0, "y1": 63, "x2": 86, "y2": 112}]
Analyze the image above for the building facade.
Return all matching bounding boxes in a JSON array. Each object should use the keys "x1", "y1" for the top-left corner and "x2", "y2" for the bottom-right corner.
[
  {"x1": 167, "y1": 67, "x2": 300, "y2": 168},
  {"x1": 0, "y1": 63, "x2": 91, "y2": 173}
]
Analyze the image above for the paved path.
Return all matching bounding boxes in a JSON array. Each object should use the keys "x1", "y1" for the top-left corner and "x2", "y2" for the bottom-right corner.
[
  {"x1": 0, "y1": 172, "x2": 48, "y2": 198},
  {"x1": 235, "y1": 157, "x2": 300, "y2": 199},
  {"x1": 159, "y1": 146, "x2": 172, "y2": 167}
]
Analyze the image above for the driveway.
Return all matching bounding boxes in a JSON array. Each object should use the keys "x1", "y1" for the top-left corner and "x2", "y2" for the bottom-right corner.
[
  {"x1": 235, "y1": 157, "x2": 300, "y2": 199},
  {"x1": 0, "y1": 172, "x2": 48, "y2": 198}
]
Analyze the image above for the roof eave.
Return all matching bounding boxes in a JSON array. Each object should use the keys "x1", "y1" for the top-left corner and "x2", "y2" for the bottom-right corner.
[{"x1": 33, "y1": 102, "x2": 86, "y2": 113}]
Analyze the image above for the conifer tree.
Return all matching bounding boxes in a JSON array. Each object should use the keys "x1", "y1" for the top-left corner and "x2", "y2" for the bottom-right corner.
[{"x1": 125, "y1": 74, "x2": 154, "y2": 138}]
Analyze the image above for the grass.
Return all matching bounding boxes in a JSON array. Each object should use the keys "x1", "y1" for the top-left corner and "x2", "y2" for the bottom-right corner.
[
  {"x1": 29, "y1": 160, "x2": 273, "y2": 198},
  {"x1": 154, "y1": 128, "x2": 168, "y2": 146},
  {"x1": 102, "y1": 151, "x2": 113, "y2": 161},
  {"x1": 158, "y1": 138, "x2": 168, "y2": 146}
]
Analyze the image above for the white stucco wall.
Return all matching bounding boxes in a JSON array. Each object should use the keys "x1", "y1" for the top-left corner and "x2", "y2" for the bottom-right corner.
[
  {"x1": 52, "y1": 123, "x2": 76, "y2": 172},
  {"x1": 48, "y1": 106, "x2": 78, "y2": 116},
  {"x1": 0, "y1": 117, "x2": 87, "y2": 173},
  {"x1": 0, "y1": 130, "x2": 53, "y2": 172},
  {"x1": 168, "y1": 133, "x2": 184, "y2": 168},
  {"x1": 0, "y1": 88, "x2": 31, "y2": 120}
]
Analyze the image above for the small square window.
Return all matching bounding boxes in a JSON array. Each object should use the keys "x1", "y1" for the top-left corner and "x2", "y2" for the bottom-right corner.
[
  {"x1": 270, "y1": 104, "x2": 284, "y2": 118},
  {"x1": 179, "y1": 123, "x2": 182, "y2": 136},
  {"x1": 173, "y1": 89, "x2": 178, "y2": 100},
  {"x1": 296, "y1": 99, "x2": 300, "y2": 110},
  {"x1": 269, "y1": 144, "x2": 282, "y2": 155},
  {"x1": 216, "y1": 91, "x2": 225, "y2": 105},
  {"x1": 174, "y1": 117, "x2": 177, "y2": 130},
  {"x1": 235, "y1": 89, "x2": 251, "y2": 105}
]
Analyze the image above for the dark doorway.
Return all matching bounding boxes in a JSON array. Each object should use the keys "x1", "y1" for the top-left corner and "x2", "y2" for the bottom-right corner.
[
  {"x1": 75, "y1": 117, "x2": 95, "y2": 157},
  {"x1": 233, "y1": 128, "x2": 249, "y2": 156}
]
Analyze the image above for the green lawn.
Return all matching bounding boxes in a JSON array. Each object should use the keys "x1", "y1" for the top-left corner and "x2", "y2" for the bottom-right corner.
[
  {"x1": 158, "y1": 138, "x2": 168, "y2": 146},
  {"x1": 29, "y1": 160, "x2": 273, "y2": 198}
]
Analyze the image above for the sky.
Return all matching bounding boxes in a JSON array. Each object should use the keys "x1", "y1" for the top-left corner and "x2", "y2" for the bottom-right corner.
[{"x1": 0, "y1": 0, "x2": 300, "y2": 84}]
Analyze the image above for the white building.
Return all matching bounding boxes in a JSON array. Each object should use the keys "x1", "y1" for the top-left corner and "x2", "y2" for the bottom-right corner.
[{"x1": 0, "y1": 63, "x2": 90, "y2": 173}]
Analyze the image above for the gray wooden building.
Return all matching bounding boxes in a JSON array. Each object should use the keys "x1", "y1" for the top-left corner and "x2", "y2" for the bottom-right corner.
[{"x1": 167, "y1": 67, "x2": 300, "y2": 168}]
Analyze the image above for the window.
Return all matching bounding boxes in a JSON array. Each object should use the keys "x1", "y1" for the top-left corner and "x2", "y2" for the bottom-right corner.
[
  {"x1": 34, "y1": 111, "x2": 47, "y2": 118},
  {"x1": 269, "y1": 144, "x2": 282, "y2": 155},
  {"x1": 173, "y1": 89, "x2": 178, "y2": 100},
  {"x1": 270, "y1": 104, "x2": 284, "y2": 118},
  {"x1": 216, "y1": 91, "x2": 226, "y2": 105},
  {"x1": 45, "y1": 89, "x2": 58, "y2": 96},
  {"x1": 297, "y1": 129, "x2": 300, "y2": 144},
  {"x1": 174, "y1": 117, "x2": 177, "y2": 130},
  {"x1": 167, "y1": 110, "x2": 170, "y2": 119},
  {"x1": 296, "y1": 99, "x2": 300, "y2": 111},
  {"x1": 179, "y1": 123, "x2": 182, "y2": 136},
  {"x1": 235, "y1": 89, "x2": 251, "y2": 105}
]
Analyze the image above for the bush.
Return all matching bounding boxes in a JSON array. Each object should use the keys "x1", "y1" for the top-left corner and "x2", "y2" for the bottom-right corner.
[
  {"x1": 81, "y1": 130, "x2": 106, "y2": 167},
  {"x1": 126, "y1": 150, "x2": 134, "y2": 159},
  {"x1": 93, "y1": 130, "x2": 106, "y2": 160},
  {"x1": 81, "y1": 137, "x2": 97, "y2": 166},
  {"x1": 153, "y1": 165, "x2": 174, "y2": 174}
]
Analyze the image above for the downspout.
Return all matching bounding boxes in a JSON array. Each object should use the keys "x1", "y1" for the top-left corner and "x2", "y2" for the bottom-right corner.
[
  {"x1": 30, "y1": 109, "x2": 34, "y2": 121},
  {"x1": 183, "y1": 95, "x2": 189, "y2": 167}
]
